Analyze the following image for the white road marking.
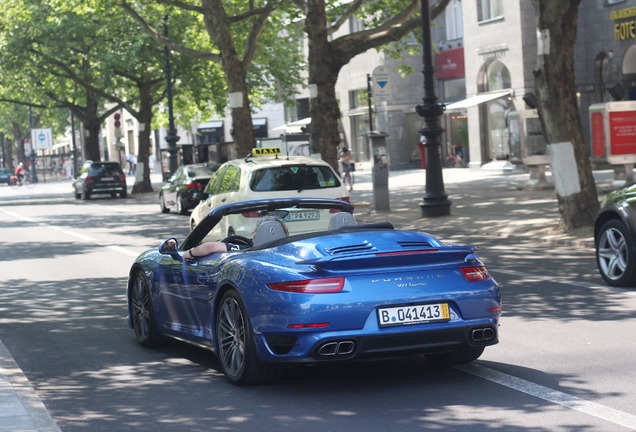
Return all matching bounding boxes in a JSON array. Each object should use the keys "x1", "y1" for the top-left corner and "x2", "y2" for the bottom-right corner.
[
  {"x1": 457, "y1": 363, "x2": 636, "y2": 430},
  {"x1": 0, "y1": 207, "x2": 140, "y2": 257}
]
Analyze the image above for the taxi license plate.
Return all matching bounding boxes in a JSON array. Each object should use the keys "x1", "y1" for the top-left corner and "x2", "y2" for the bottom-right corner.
[
  {"x1": 378, "y1": 303, "x2": 450, "y2": 327},
  {"x1": 285, "y1": 210, "x2": 319, "y2": 221}
]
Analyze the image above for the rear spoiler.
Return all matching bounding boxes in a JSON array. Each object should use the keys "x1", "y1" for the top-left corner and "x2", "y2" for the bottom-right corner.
[{"x1": 297, "y1": 246, "x2": 479, "y2": 272}]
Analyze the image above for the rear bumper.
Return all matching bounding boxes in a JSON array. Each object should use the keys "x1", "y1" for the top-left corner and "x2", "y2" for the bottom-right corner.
[
  {"x1": 87, "y1": 183, "x2": 126, "y2": 194},
  {"x1": 258, "y1": 319, "x2": 499, "y2": 363}
]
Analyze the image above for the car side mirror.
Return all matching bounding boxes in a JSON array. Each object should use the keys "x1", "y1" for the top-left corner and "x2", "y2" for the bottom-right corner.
[{"x1": 159, "y1": 238, "x2": 183, "y2": 262}]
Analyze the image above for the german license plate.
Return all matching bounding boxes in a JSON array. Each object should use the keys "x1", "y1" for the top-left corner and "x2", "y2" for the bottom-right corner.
[
  {"x1": 285, "y1": 210, "x2": 319, "y2": 221},
  {"x1": 377, "y1": 303, "x2": 450, "y2": 327}
]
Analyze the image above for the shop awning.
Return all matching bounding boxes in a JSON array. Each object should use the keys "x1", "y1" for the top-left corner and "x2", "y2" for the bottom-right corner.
[
  {"x1": 272, "y1": 117, "x2": 311, "y2": 133},
  {"x1": 445, "y1": 90, "x2": 513, "y2": 110},
  {"x1": 198, "y1": 120, "x2": 223, "y2": 129}
]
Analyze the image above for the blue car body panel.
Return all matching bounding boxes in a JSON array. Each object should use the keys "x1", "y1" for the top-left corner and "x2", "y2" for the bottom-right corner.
[{"x1": 127, "y1": 198, "x2": 501, "y2": 365}]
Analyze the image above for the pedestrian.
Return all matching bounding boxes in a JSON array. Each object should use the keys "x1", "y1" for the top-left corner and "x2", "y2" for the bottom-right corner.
[{"x1": 63, "y1": 158, "x2": 73, "y2": 179}]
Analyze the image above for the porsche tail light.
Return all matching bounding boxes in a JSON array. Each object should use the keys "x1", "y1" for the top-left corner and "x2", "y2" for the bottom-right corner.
[
  {"x1": 268, "y1": 277, "x2": 344, "y2": 293},
  {"x1": 242, "y1": 212, "x2": 261, "y2": 218},
  {"x1": 461, "y1": 266, "x2": 489, "y2": 282}
]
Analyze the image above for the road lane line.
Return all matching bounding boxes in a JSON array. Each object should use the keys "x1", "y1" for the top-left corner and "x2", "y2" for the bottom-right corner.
[
  {"x1": 456, "y1": 363, "x2": 636, "y2": 430},
  {"x1": 0, "y1": 207, "x2": 141, "y2": 257}
]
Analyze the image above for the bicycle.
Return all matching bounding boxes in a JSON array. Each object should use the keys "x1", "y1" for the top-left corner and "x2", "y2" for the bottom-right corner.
[
  {"x1": 341, "y1": 164, "x2": 354, "y2": 191},
  {"x1": 10, "y1": 174, "x2": 34, "y2": 189}
]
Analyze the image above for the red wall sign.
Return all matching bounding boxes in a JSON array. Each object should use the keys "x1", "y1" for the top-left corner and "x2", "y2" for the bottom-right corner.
[
  {"x1": 591, "y1": 112, "x2": 605, "y2": 157},
  {"x1": 609, "y1": 110, "x2": 636, "y2": 155},
  {"x1": 434, "y1": 47, "x2": 465, "y2": 81}
]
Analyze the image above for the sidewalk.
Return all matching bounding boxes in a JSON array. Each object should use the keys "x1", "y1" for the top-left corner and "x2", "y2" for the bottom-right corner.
[
  {"x1": 348, "y1": 166, "x2": 609, "y2": 249},
  {"x1": 0, "y1": 166, "x2": 614, "y2": 431}
]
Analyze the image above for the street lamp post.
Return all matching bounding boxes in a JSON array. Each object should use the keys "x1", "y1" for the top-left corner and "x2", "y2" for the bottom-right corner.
[
  {"x1": 164, "y1": 15, "x2": 180, "y2": 175},
  {"x1": 29, "y1": 105, "x2": 39, "y2": 184},
  {"x1": 416, "y1": 0, "x2": 451, "y2": 217}
]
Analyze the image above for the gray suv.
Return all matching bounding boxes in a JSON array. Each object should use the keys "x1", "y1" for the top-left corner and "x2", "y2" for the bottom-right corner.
[{"x1": 73, "y1": 161, "x2": 127, "y2": 200}]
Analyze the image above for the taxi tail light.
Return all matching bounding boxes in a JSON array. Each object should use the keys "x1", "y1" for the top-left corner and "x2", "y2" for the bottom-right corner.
[
  {"x1": 268, "y1": 277, "x2": 344, "y2": 293},
  {"x1": 461, "y1": 266, "x2": 489, "y2": 282},
  {"x1": 330, "y1": 197, "x2": 350, "y2": 213}
]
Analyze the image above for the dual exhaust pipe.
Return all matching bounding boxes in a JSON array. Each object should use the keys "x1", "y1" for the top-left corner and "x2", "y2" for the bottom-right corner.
[
  {"x1": 472, "y1": 327, "x2": 496, "y2": 343},
  {"x1": 316, "y1": 340, "x2": 355, "y2": 357}
]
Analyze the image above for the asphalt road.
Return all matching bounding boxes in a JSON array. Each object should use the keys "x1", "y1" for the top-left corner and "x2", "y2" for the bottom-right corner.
[{"x1": 1, "y1": 177, "x2": 636, "y2": 432}]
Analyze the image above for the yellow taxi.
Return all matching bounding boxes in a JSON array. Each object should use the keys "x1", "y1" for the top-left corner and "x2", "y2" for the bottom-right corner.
[{"x1": 189, "y1": 148, "x2": 350, "y2": 239}]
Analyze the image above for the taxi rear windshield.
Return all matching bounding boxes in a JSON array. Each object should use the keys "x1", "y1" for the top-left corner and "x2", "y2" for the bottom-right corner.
[{"x1": 250, "y1": 165, "x2": 341, "y2": 192}]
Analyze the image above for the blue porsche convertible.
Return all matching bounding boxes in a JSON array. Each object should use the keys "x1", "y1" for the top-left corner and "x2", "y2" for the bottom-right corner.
[{"x1": 127, "y1": 198, "x2": 501, "y2": 385}]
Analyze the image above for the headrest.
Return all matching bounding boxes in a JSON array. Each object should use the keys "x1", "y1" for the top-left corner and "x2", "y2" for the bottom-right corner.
[
  {"x1": 328, "y1": 212, "x2": 356, "y2": 230},
  {"x1": 252, "y1": 219, "x2": 288, "y2": 247}
]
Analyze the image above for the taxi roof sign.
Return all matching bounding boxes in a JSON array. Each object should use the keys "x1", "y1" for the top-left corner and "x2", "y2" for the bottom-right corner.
[{"x1": 252, "y1": 147, "x2": 281, "y2": 157}]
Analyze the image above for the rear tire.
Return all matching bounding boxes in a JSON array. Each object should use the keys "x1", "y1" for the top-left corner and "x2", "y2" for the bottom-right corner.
[
  {"x1": 120, "y1": 189, "x2": 127, "y2": 198},
  {"x1": 160, "y1": 193, "x2": 170, "y2": 213},
  {"x1": 81, "y1": 189, "x2": 90, "y2": 200},
  {"x1": 177, "y1": 194, "x2": 188, "y2": 215},
  {"x1": 216, "y1": 289, "x2": 281, "y2": 385}
]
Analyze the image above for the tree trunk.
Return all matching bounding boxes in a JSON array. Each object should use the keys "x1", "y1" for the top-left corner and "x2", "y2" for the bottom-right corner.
[
  {"x1": 3, "y1": 135, "x2": 15, "y2": 172},
  {"x1": 83, "y1": 94, "x2": 102, "y2": 162},
  {"x1": 132, "y1": 82, "x2": 154, "y2": 194},
  {"x1": 532, "y1": 0, "x2": 598, "y2": 230},
  {"x1": 306, "y1": 0, "x2": 343, "y2": 171},
  {"x1": 12, "y1": 122, "x2": 26, "y2": 167}
]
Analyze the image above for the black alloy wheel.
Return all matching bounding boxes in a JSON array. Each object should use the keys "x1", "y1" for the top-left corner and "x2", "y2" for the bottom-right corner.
[
  {"x1": 216, "y1": 290, "x2": 280, "y2": 385},
  {"x1": 177, "y1": 194, "x2": 188, "y2": 215},
  {"x1": 130, "y1": 272, "x2": 162, "y2": 347}
]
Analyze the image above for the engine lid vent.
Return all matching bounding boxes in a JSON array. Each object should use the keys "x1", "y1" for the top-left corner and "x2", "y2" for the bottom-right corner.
[
  {"x1": 398, "y1": 241, "x2": 434, "y2": 249},
  {"x1": 325, "y1": 242, "x2": 377, "y2": 255}
]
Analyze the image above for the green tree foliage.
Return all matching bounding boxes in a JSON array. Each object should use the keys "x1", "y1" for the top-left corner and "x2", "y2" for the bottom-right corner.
[
  {"x1": 291, "y1": 0, "x2": 450, "y2": 170},
  {"x1": 120, "y1": 0, "x2": 305, "y2": 156}
]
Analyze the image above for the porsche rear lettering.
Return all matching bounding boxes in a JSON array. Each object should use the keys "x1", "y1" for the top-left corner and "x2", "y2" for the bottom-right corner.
[{"x1": 372, "y1": 274, "x2": 444, "y2": 283}]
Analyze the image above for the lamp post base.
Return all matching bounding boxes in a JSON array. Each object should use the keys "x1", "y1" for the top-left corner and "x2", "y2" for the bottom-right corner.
[{"x1": 420, "y1": 198, "x2": 451, "y2": 218}]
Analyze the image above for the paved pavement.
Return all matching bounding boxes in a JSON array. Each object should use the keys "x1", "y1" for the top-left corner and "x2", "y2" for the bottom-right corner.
[{"x1": 0, "y1": 165, "x2": 620, "y2": 431}]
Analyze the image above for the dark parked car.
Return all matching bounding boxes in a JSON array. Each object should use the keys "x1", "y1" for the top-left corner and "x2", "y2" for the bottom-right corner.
[
  {"x1": 595, "y1": 183, "x2": 636, "y2": 286},
  {"x1": 73, "y1": 161, "x2": 127, "y2": 200},
  {"x1": 0, "y1": 168, "x2": 11, "y2": 185},
  {"x1": 160, "y1": 162, "x2": 220, "y2": 215}
]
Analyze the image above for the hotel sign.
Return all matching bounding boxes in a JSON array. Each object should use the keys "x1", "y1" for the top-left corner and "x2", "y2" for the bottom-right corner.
[{"x1": 611, "y1": 7, "x2": 636, "y2": 40}]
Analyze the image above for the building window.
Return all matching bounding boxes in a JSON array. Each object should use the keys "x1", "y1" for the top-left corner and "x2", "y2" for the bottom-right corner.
[
  {"x1": 349, "y1": 16, "x2": 364, "y2": 33},
  {"x1": 349, "y1": 89, "x2": 370, "y2": 109},
  {"x1": 446, "y1": 0, "x2": 463, "y2": 40},
  {"x1": 477, "y1": 0, "x2": 503, "y2": 22}
]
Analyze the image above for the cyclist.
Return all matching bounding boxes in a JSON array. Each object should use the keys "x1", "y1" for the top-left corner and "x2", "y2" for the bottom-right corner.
[
  {"x1": 338, "y1": 147, "x2": 353, "y2": 191},
  {"x1": 14, "y1": 163, "x2": 28, "y2": 185}
]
